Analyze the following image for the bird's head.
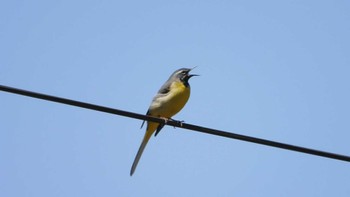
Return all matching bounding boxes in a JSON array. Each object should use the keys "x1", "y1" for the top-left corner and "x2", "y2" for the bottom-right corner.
[{"x1": 172, "y1": 67, "x2": 199, "y2": 85}]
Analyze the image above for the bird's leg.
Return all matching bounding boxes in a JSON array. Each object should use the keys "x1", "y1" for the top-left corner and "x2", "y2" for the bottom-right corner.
[
  {"x1": 160, "y1": 117, "x2": 170, "y2": 123},
  {"x1": 168, "y1": 118, "x2": 185, "y2": 128},
  {"x1": 154, "y1": 117, "x2": 185, "y2": 136}
]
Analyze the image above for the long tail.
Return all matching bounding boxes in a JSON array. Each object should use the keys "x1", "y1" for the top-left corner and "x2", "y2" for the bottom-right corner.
[{"x1": 130, "y1": 129, "x2": 153, "y2": 176}]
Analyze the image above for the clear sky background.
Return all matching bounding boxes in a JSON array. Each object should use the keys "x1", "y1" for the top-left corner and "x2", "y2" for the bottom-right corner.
[{"x1": 1, "y1": 1, "x2": 350, "y2": 196}]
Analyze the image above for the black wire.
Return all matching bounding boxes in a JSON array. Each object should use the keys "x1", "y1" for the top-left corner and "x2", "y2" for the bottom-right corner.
[{"x1": 1, "y1": 84, "x2": 349, "y2": 162}]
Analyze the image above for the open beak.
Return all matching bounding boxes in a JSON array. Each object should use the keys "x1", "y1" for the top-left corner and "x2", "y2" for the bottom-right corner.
[
  {"x1": 188, "y1": 74, "x2": 199, "y2": 78},
  {"x1": 188, "y1": 66, "x2": 199, "y2": 78}
]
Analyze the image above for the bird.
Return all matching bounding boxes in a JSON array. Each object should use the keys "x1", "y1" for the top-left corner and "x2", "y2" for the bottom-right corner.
[{"x1": 130, "y1": 67, "x2": 198, "y2": 176}]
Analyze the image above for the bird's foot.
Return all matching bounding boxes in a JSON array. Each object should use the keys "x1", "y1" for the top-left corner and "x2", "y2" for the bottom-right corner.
[
  {"x1": 160, "y1": 117, "x2": 170, "y2": 124},
  {"x1": 168, "y1": 118, "x2": 185, "y2": 128},
  {"x1": 154, "y1": 118, "x2": 185, "y2": 136}
]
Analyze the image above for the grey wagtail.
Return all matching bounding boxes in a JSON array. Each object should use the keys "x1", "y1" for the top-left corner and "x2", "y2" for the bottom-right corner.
[{"x1": 130, "y1": 68, "x2": 198, "y2": 176}]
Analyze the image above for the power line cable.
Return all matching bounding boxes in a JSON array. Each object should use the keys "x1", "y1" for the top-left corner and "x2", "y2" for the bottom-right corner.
[{"x1": 1, "y1": 84, "x2": 349, "y2": 162}]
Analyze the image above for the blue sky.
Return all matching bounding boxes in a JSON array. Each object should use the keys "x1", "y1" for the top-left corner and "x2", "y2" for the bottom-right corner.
[{"x1": 1, "y1": 0, "x2": 350, "y2": 196}]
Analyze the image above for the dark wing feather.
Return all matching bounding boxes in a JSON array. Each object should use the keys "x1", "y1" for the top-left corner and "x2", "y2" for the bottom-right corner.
[
  {"x1": 140, "y1": 110, "x2": 150, "y2": 129},
  {"x1": 157, "y1": 81, "x2": 171, "y2": 94}
]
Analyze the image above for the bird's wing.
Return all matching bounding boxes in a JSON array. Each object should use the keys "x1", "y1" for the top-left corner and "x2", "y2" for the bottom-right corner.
[
  {"x1": 157, "y1": 79, "x2": 172, "y2": 94},
  {"x1": 140, "y1": 110, "x2": 150, "y2": 129},
  {"x1": 140, "y1": 79, "x2": 173, "y2": 128}
]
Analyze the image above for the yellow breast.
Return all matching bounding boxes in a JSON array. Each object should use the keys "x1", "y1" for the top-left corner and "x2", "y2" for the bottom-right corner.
[{"x1": 150, "y1": 81, "x2": 191, "y2": 118}]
